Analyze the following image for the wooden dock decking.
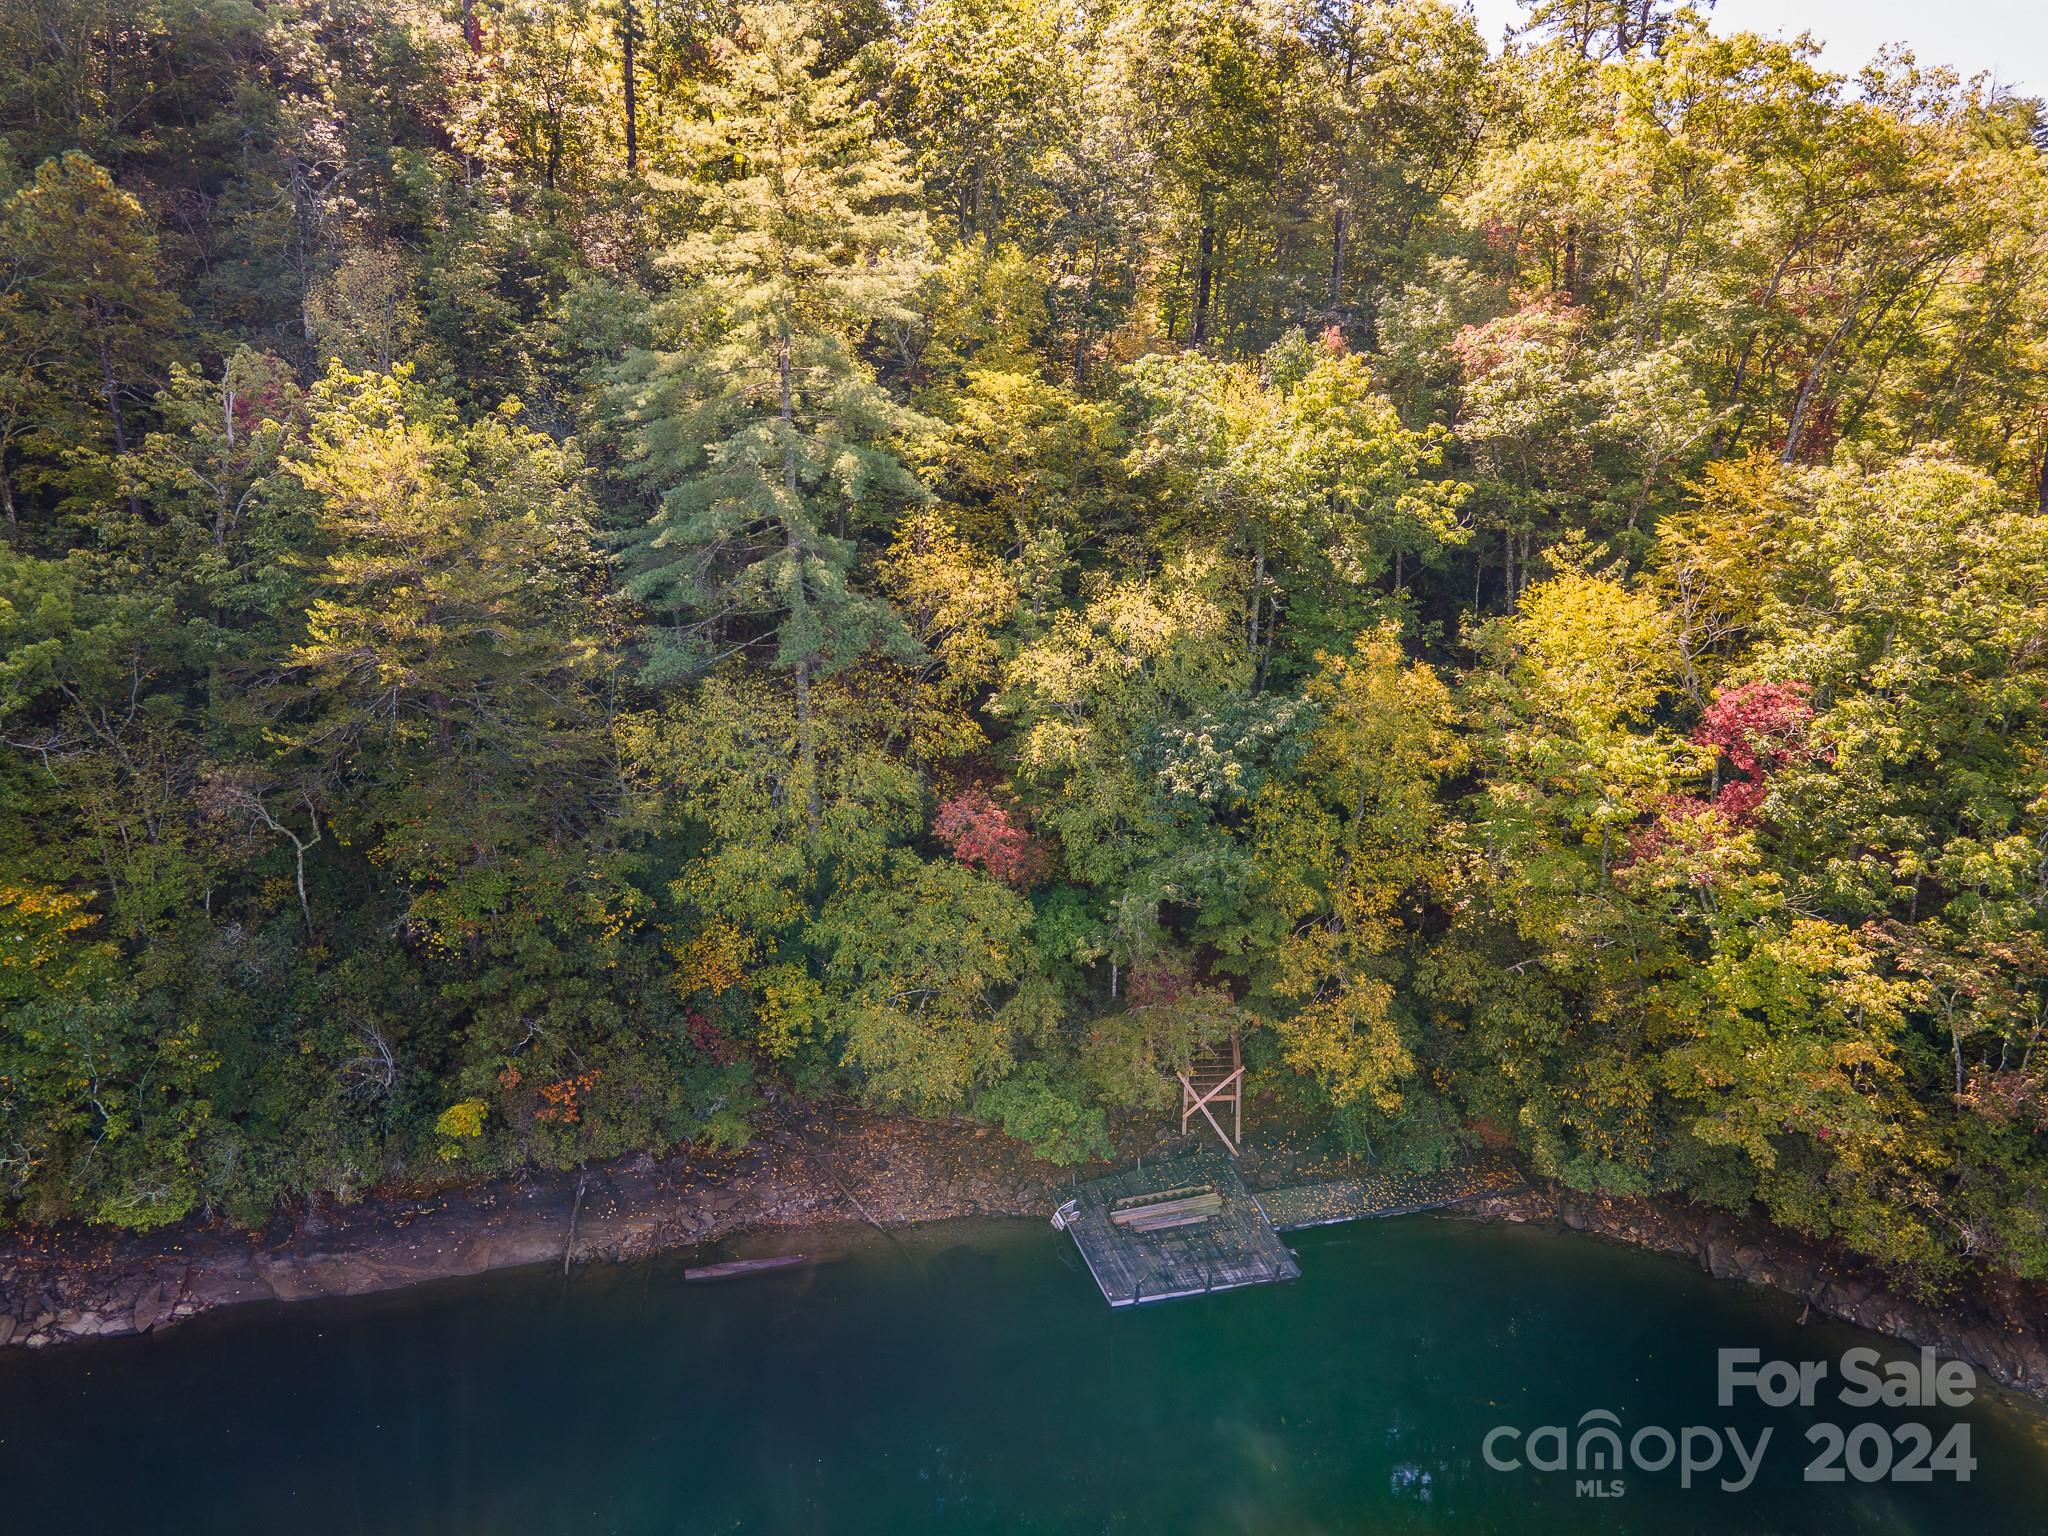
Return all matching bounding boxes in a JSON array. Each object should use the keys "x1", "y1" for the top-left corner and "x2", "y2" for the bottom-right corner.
[{"x1": 1053, "y1": 1149, "x2": 1298, "y2": 1307}]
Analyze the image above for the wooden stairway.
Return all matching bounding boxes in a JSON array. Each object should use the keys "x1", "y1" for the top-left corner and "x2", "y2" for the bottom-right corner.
[{"x1": 1178, "y1": 1037, "x2": 1243, "y2": 1156}]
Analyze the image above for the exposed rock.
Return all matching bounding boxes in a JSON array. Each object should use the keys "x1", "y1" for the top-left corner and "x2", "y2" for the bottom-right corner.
[
  {"x1": 0, "y1": 1104, "x2": 1068, "y2": 1359},
  {"x1": 12, "y1": 1113, "x2": 2048, "y2": 1408},
  {"x1": 1450, "y1": 1183, "x2": 2048, "y2": 1402},
  {"x1": 130, "y1": 1282, "x2": 167, "y2": 1334}
]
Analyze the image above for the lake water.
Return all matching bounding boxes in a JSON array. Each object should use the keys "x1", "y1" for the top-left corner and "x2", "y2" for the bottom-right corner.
[{"x1": 3, "y1": 1217, "x2": 2044, "y2": 1533}]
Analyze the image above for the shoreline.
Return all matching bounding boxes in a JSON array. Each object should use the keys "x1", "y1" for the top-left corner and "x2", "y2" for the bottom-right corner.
[
  {"x1": 1444, "y1": 1186, "x2": 2048, "y2": 1403},
  {"x1": 6, "y1": 1109, "x2": 2046, "y2": 1405},
  {"x1": 0, "y1": 1104, "x2": 1065, "y2": 1354}
]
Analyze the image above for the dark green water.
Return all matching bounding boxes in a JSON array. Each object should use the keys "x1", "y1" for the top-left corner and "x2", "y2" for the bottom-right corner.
[{"x1": 2, "y1": 1218, "x2": 2044, "y2": 1534}]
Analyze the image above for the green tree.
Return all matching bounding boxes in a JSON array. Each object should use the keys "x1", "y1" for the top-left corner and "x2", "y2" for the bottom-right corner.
[
  {"x1": 817, "y1": 856, "x2": 1050, "y2": 1109},
  {"x1": 892, "y1": 0, "x2": 1072, "y2": 243},
  {"x1": 1249, "y1": 630, "x2": 1463, "y2": 1109},
  {"x1": 0, "y1": 152, "x2": 186, "y2": 540},
  {"x1": 1000, "y1": 552, "x2": 1248, "y2": 899},
  {"x1": 1100, "y1": 0, "x2": 1296, "y2": 347},
  {"x1": 611, "y1": 0, "x2": 929, "y2": 831},
  {"x1": 0, "y1": 879, "x2": 214, "y2": 1230},
  {"x1": 1124, "y1": 333, "x2": 1465, "y2": 681},
  {"x1": 268, "y1": 364, "x2": 611, "y2": 949},
  {"x1": 1301, "y1": 0, "x2": 1489, "y2": 324}
]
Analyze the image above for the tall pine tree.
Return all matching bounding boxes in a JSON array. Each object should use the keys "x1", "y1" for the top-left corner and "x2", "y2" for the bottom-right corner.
[{"x1": 611, "y1": 0, "x2": 929, "y2": 829}]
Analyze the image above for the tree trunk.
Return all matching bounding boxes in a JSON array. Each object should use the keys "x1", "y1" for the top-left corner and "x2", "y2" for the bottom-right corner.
[
  {"x1": 292, "y1": 833, "x2": 313, "y2": 933},
  {"x1": 1071, "y1": 234, "x2": 1101, "y2": 383},
  {"x1": 779, "y1": 331, "x2": 821, "y2": 838},
  {"x1": 103, "y1": 16, "x2": 118, "y2": 164},
  {"x1": 794, "y1": 651, "x2": 820, "y2": 837},
  {"x1": 1248, "y1": 538, "x2": 1269, "y2": 694},
  {"x1": 1247, "y1": 538, "x2": 1264, "y2": 657},
  {"x1": 1328, "y1": 206, "x2": 1345, "y2": 314},
  {"x1": 1328, "y1": 46, "x2": 1355, "y2": 318},
  {"x1": 1783, "y1": 288, "x2": 1869, "y2": 463},
  {"x1": 1191, "y1": 192, "x2": 1217, "y2": 346},
  {"x1": 94, "y1": 304, "x2": 141, "y2": 519},
  {"x1": 292, "y1": 164, "x2": 318, "y2": 370},
  {"x1": 95, "y1": 320, "x2": 128, "y2": 458},
  {"x1": 620, "y1": 0, "x2": 639, "y2": 176}
]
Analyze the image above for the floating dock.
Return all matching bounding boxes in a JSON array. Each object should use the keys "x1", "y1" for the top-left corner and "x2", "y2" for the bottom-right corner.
[
  {"x1": 1052, "y1": 1149, "x2": 1297, "y2": 1307},
  {"x1": 1054, "y1": 1150, "x2": 1521, "y2": 1308}
]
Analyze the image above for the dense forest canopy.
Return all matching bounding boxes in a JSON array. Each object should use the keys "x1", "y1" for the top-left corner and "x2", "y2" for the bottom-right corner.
[{"x1": 2, "y1": 0, "x2": 2046, "y2": 1293}]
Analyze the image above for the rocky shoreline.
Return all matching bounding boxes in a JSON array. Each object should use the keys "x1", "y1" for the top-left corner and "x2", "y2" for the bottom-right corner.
[
  {"x1": 1451, "y1": 1186, "x2": 2048, "y2": 1402},
  {"x1": 0, "y1": 1104, "x2": 1065, "y2": 1354},
  {"x1": 6, "y1": 1110, "x2": 2046, "y2": 1408}
]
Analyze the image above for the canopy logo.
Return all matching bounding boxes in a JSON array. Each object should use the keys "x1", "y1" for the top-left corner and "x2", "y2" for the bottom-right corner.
[
  {"x1": 1481, "y1": 1348, "x2": 1978, "y2": 1498},
  {"x1": 1483, "y1": 1410, "x2": 1770, "y2": 1495}
]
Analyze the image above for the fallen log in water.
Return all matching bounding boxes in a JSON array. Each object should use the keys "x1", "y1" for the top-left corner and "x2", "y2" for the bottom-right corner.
[{"x1": 683, "y1": 1253, "x2": 838, "y2": 1282}]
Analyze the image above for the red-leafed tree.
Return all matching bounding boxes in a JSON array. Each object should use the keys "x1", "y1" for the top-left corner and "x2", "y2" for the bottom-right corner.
[
  {"x1": 1693, "y1": 680, "x2": 1815, "y2": 781},
  {"x1": 1692, "y1": 680, "x2": 1815, "y2": 824},
  {"x1": 932, "y1": 788, "x2": 1038, "y2": 885},
  {"x1": 1628, "y1": 680, "x2": 1816, "y2": 866}
]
